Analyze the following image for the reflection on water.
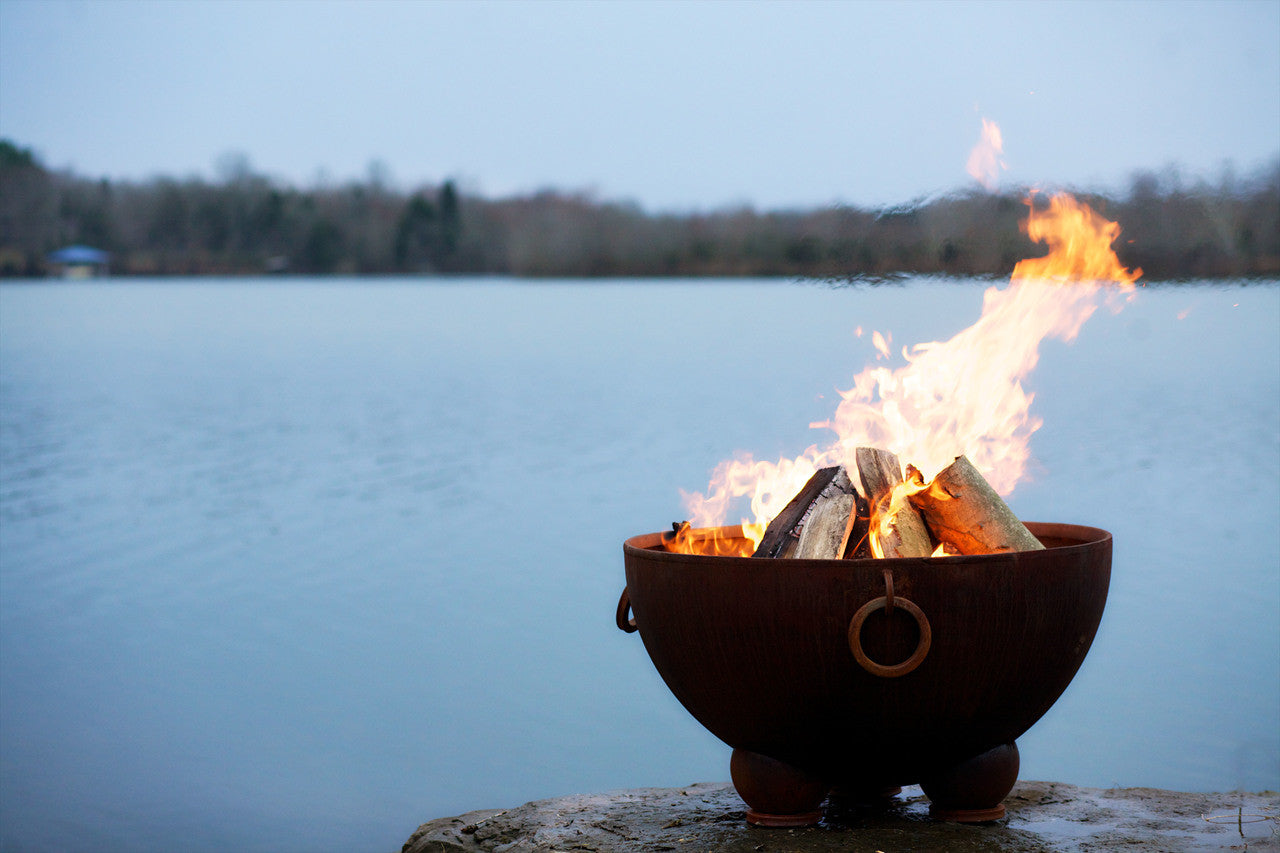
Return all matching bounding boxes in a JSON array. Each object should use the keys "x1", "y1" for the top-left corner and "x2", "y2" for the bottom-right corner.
[{"x1": 1, "y1": 278, "x2": 1277, "y2": 853}]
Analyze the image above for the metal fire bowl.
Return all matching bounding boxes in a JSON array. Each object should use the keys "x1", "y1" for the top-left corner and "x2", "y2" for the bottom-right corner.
[{"x1": 619, "y1": 522, "x2": 1111, "y2": 790}]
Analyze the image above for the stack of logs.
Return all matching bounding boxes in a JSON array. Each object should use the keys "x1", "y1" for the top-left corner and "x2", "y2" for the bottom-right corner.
[{"x1": 751, "y1": 447, "x2": 1044, "y2": 560}]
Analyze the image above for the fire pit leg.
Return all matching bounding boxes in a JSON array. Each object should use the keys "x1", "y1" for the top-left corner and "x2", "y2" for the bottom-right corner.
[
  {"x1": 729, "y1": 748, "x2": 828, "y2": 827},
  {"x1": 920, "y1": 741, "x2": 1019, "y2": 823}
]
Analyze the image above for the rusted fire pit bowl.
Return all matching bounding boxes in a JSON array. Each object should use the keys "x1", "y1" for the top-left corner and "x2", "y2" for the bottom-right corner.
[{"x1": 617, "y1": 522, "x2": 1110, "y2": 826}]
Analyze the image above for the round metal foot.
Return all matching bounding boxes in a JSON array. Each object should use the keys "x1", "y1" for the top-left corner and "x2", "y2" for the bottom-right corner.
[
  {"x1": 928, "y1": 803, "x2": 1007, "y2": 822},
  {"x1": 730, "y1": 748, "x2": 828, "y2": 828},
  {"x1": 920, "y1": 742, "x2": 1019, "y2": 823},
  {"x1": 745, "y1": 808, "x2": 824, "y2": 827}
]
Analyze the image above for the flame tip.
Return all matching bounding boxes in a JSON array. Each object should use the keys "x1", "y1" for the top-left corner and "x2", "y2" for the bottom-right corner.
[{"x1": 682, "y1": 187, "x2": 1135, "y2": 536}]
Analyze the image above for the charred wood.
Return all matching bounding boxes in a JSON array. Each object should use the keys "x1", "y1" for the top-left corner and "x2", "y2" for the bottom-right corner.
[{"x1": 752, "y1": 466, "x2": 848, "y2": 558}]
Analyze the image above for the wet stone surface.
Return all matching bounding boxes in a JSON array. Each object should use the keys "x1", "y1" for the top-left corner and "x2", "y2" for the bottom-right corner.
[{"x1": 401, "y1": 781, "x2": 1279, "y2": 853}]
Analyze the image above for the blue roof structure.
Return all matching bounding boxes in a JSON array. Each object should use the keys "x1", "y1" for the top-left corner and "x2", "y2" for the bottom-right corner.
[{"x1": 48, "y1": 245, "x2": 110, "y2": 265}]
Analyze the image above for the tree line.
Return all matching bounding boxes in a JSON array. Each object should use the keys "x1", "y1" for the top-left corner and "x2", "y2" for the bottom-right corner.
[{"x1": 2, "y1": 139, "x2": 1276, "y2": 280}]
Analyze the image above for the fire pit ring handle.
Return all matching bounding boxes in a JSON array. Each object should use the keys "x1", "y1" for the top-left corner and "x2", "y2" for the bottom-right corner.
[
  {"x1": 616, "y1": 587, "x2": 638, "y2": 633},
  {"x1": 848, "y1": 592, "x2": 931, "y2": 678}
]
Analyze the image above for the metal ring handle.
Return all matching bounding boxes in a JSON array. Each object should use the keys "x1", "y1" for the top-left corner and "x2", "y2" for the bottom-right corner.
[
  {"x1": 848, "y1": 594, "x2": 931, "y2": 677},
  {"x1": 616, "y1": 587, "x2": 638, "y2": 633}
]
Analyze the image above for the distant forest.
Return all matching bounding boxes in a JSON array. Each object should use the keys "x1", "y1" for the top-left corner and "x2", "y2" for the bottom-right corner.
[{"x1": 2, "y1": 139, "x2": 1277, "y2": 280}]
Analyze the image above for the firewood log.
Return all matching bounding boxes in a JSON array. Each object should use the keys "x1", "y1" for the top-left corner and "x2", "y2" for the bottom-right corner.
[
  {"x1": 855, "y1": 447, "x2": 901, "y2": 511},
  {"x1": 753, "y1": 466, "x2": 860, "y2": 559},
  {"x1": 841, "y1": 489, "x2": 872, "y2": 559},
  {"x1": 908, "y1": 454, "x2": 1045, "y2": 554},
  {"x1": 854, "y1": 447, "x2": 933, "y2": 559},
  {"x1": 752, "y1": 466, "x2": 841, "y2": 558},
  {"x1": 795, "y1": 492, "x2": 856, "y2": 559}
]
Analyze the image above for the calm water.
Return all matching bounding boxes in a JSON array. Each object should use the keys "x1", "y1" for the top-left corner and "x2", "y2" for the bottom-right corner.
[{"x1": 1, "y1": 277, "x2": 1277, "y2": 853}]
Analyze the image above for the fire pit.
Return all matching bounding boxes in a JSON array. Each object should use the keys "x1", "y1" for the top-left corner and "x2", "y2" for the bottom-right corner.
[{"x1": 616, "y1": 522, "x2": 1110, "y2": 825}]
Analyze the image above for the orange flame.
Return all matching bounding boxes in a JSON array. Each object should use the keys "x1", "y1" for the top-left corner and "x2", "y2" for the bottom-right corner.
[
  {"x1": 867, "y1": 472, "x2": 929, "y2": 559},
  {"x1": 661, "y1": 522, "x2": 758, "y2": 557},
  {"x1": 680, "y1": 450, "x2": 816, "y2": 550},
  {"x1": 1014, "y1": 193, "x2": 1143, "y2": 286},
  {"x1": 680, "y1": 193, "x2": 1140, "y2": 539}
]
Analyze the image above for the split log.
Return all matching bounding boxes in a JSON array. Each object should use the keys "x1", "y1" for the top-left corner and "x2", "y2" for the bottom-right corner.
[
  {"x1": 752, "y1": 466, "x2": 858, "y2": 558},
  {"x1": 752, "y1": 466, "x2": 840, "y2": 558},
  {"x1": 908, "y1": 455, "x2": 1045, "y2": 555},
  {"x1": 872, "y1": 495, "x2": 934, "y2": 559},
  {"x1": 854, "y1": 447, "x2": 933, "y2": 559},
  {"x1": 795, "y1": 492, "x2": 855, "y2": 559},
  {"x1": 841, "y1": 489, "x2": 872, "y2": 559},
  {"x1": 817, "y1": 466, "x2": 856, "y2": 505},
  {"x1": 855, "y1": 447, "x2": 903, "y2": 512}
]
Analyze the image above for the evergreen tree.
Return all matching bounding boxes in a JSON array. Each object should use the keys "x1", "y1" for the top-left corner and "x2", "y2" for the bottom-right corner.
[
  {"x1": 394, "y1": 194, "x2": 438, "y2": 270},
  {"x1": 439, "y1": 181, "x2": 461, "y2": 262}
]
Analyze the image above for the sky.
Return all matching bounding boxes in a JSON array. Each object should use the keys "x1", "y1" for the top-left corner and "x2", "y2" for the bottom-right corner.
[{"x1": 1, "y1": 0, "x2": 1277, "y2": 212}]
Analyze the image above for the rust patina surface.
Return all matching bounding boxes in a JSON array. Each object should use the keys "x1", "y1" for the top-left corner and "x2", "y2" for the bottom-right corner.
[{"x1": 618, "y1": 523, "x2": 1111, "y2": 820}]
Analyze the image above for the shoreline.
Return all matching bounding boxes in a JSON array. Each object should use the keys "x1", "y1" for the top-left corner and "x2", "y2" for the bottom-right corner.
[
  {"x1": 402, "y1": 781, "x2": 1279, "y2": 853},
  {"x1": 3, "y1": 272, "x2": 1280, "y2": 285}
]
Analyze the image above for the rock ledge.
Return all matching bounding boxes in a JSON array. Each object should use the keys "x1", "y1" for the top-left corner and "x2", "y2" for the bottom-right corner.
[{"x1": 403, "y1": 781, "x2": 1278, "y2": 852}]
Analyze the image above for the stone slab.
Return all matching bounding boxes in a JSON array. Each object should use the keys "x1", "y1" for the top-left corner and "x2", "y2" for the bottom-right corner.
[{"x1": 402, "y1": 781, "x2": 1278, "y2": 853}]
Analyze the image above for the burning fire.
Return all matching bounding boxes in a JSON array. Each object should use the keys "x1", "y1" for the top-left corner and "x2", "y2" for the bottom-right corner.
[{"x1": 680, "y1": 192, "x2": 1141, "y2": 556}]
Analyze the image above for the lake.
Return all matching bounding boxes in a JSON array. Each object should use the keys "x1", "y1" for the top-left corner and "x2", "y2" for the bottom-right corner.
[{"x1": 1, "y1": 277, "x2": 1277, "y2": 853}]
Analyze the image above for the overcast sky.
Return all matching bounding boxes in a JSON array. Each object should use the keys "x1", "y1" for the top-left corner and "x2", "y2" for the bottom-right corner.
[{"x1": 1, "y1": 0, "x2": 1277, "y2": 211}]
